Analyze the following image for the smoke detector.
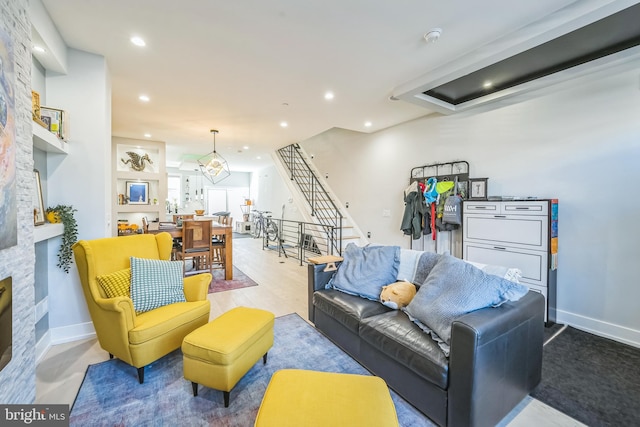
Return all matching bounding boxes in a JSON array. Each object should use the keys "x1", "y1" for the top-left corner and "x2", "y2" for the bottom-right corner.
[{"x1": 424, "y1": 28, "x2": 442, "y2": 44}]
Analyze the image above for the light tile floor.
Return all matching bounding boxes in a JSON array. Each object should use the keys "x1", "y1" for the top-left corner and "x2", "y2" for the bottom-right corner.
[{"x1": 36, "y1": 237, "x2": 584, "y2": 426}]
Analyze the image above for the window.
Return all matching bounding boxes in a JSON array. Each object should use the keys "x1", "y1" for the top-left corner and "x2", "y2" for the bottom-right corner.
[{"x1": 167, "y1": 175, "x2": 181, "y2": 207}]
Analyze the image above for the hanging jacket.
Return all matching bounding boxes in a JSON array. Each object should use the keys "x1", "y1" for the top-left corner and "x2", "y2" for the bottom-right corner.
[{"x1": 401, "y1": 187, "x2": 427, "y2": 240}]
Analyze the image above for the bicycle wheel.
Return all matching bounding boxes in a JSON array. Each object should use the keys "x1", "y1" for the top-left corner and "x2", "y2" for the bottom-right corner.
[
  {"x1": 252, "y1": 217, "x2": 263, "y2": 238},
  {"x1": 265, "y1": 221, "x2": 278, "y2": 242}
]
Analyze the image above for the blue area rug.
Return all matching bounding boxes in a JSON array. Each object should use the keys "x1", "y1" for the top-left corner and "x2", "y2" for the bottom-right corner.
[{"x1": 70, "y1": 313, "x2": 433, "y2": 426}]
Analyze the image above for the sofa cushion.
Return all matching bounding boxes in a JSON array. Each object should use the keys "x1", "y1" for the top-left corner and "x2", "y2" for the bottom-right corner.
[
  {"x1": 397, "y1": 249, "x2": 440, "y2": 284},
  {"x1": 404, "y1": 254, "x2": 529, "y2": 354},
  {"x1": 360, "y1": 311, "x2": 449, "y2": 389},
  {"x1": 96, "y1": 268, "x2": 131, "y2": 298},
  {"x1": 313, "y1": 289, "x2": 391, "y2": 334},
  {"x1": 327, "y1": 243, "x2": 400, "y2": 301},
  {"x1": 130, "y1": 257, "x2": 186, "y2": 314}
]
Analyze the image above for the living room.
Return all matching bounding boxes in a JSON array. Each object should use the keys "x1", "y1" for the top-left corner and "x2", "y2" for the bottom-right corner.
[{"x1": 1, "y1": 0, "x2": 639, "y2": 425}]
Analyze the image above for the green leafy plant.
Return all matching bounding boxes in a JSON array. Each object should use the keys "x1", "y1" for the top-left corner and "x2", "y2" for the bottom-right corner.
[{"x1": 46, "y1": 204, "x2": 79, "y2": 273}]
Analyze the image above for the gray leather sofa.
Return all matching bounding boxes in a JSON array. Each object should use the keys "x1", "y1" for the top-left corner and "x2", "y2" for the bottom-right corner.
[{"x1": 308, "y1": 260, "x2": 544, "y2": 427}]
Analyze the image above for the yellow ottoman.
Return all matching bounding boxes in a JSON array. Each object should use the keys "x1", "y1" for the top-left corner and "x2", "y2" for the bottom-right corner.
[
  {"x1": 254, "y1": 369, "x2": 399, "y2": 427},
  {"x1": 182, "y1": 306, "x2": 275, "y2": 407}
]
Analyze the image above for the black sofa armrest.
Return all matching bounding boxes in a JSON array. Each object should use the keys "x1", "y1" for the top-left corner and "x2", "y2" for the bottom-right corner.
[
  {"x1": 447, "y1": 292, "x2": 545, "y2": 427},
  {"x1": 307, "y1": 261, "x2": 342, "y2": 322}
]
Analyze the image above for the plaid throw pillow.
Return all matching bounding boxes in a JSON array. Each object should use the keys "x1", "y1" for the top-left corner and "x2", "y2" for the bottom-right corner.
[
  {"x1": 97, "y1": 268, "x2": 131, "y2": 298},
  {"x1": 130, "y1": 257, "x2": 186, "y2": 314}
]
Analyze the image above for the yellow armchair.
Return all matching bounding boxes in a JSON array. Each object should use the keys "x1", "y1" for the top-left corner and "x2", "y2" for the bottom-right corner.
[{"x1": 72, "y1": 232, "x2": 211, "y2": 383}]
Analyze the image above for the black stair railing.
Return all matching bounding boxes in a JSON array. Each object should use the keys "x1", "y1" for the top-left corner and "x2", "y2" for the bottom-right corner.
[{"x1": 277, "y1": 144, "x2": 343, "y2": 255}]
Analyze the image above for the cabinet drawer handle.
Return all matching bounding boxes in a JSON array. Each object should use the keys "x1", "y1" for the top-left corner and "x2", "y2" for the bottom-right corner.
[
  {"x1": 474, "y1": 206, "x2": 487, "y2": 209},
  {"x1": 493, "y1": 246, "x2": 506, "y2": 250},
  {"x1": 515, "y1": 207, "x2": 530, "y2": 210},
  {"x1": 494, "y1": 215, "x2": 506, "y2": 218}
]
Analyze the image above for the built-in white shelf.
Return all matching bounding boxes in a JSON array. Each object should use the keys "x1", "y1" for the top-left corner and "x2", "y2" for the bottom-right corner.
[
  {"x1": 32, "y1": 123, "x2": 68, "y2": 154},
  {"x1": 34, "y1": 223, "x2": 63, "y2": 243},
  {"x1": 116, "y1": 171, "x2": 162, "y2": 181},
  {"x1": 115, "y1": 204, "x2": 163, "y2": 213}
]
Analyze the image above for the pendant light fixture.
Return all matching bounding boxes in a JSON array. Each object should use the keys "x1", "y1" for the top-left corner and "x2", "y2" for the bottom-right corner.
[{"x1": 198, "y1": 129, "x2": 230, "y2": 184}]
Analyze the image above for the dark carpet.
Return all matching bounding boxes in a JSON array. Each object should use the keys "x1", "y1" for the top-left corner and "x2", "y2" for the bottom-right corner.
[
  {"x1": 543, "y1": 322, "x2": 565, "y2": 344},
  {"x1": 70, "y1": 313, "x2": 431, "y2": 426},
  {"x1": 208, "y1": 267, "x2": 258, "y2": 293},
  {"x1": 531, "y1": 326, "x2": 640, "y2": 426}
]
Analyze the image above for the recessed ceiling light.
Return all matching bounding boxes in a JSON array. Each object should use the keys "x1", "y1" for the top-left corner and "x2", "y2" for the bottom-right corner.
[
  {"x1": 33, "y1": 45, "x2": 46, "y2": 53},
  {"x1": 144, "y1": 133, "x2": 151, "y2": 138},
  {"x1": 130, "y1": 36, "x2": 146, "y2": 47},
  {"x1": 139, "y1": 95, "x2": 150, "y2": 102},
  {"x1": 483, "y1": 81, "x2": 493, "y2": 89},
  {"x1": 256, "y1": 156, "x2": 262, "y2": 160},
  {"x1": 243, "y1": 146, "x2": 249, "y2": 150},
  {"x1": 280, "y1": 121, "x2": 288, "y2": 128},
  {"x1": 324, "y1": 92, "x2": 334, "y2": 100},
  {"x1": 364, "y1": 121, "x2": 372, "y2": 127}
]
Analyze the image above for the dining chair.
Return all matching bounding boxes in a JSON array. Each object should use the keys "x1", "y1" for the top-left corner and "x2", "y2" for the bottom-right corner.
[
  {"x1": 177, "y1": 220, "x2": 213, "y2": 276},
  {"x1": 173, "y1": 214, "x2": 195, "y2": 223}
]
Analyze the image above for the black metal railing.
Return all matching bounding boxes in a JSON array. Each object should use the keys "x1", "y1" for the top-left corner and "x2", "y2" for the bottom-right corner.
[
  {"x1": 277, "y1": 144, "x2": 343, "y2": 255},
  {"x1": 259, "y1": 218, "x2": 337, "y2": 265}
]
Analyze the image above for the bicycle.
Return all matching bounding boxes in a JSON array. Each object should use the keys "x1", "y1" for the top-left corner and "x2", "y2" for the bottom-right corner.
[{"x1": 252, "y1": 210, "x2": 278, "y2": 241}]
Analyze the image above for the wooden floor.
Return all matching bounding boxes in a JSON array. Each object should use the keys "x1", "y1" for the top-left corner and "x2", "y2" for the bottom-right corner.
[{"x1": 35, "y1": 236, "x2": 582, "y2": 426}]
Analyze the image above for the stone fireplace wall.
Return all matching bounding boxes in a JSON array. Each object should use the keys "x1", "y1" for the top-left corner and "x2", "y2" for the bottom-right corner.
[{"x1": 0, "y1": 0, "x2": 36, "y2": 404}]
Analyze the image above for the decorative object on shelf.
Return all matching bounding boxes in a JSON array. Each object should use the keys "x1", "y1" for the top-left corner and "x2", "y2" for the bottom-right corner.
[
  {"x1": 126, "y1": 181, "x2": 149, "y2": 204},
  {"x1": 121, "y1": 151, "x2": 153, "y2": 172},
  {"x1": 117, "y1": 222, "x2": 139, "y2": 236},
  {"x1": 40, "y1": 106, "x2": 68, "y2": 140},
  {"x1": 45, "y1": 205, "x2": 78, "y2": 273},
  {"x1": 198, "y1": 129, "x2": 230, "y2": 184},
  {"x1": 33, "y1": 170, "x2": 45, "y2": 225},
  {"x1": 468, "y1": 178, "x2": 488, "y2": 201},
  {"x1": 31, "y1": 90, "x2": 48, "y2": 129}
]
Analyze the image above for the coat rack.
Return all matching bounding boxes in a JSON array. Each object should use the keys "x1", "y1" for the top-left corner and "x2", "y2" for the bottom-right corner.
[
  {"x1": 410, "y1": 161, "x2": 469, "y2": 198},
  {"x1": 407, "y1": 160, "x2": 470, "y2": 255}
]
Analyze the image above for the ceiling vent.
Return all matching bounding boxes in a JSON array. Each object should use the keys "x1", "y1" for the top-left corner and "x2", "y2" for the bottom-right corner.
[{"x1": 394, "y1": 1, "x2": 640, "y2": 114}]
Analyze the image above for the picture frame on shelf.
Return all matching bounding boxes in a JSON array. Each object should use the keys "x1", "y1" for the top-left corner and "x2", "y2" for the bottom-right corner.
[
  {"x1": 468, "y1": 178, "x2": 488, "y2": 201},
  {"x1": 31, "y1": 90, "x2": 48, "y2": 129},
  {"x1": 33, "y1": 170, "x2": 45, "y2": 225},
  {"x1": 126, "y1": 181, "x2": 149, "y2": 205}
]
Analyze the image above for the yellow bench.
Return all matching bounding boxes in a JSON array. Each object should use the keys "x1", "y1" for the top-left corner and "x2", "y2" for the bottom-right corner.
[
  {"x1": 182, "y1": 306, "x2": 274, "y2": 407},
  {"x1": 255, "y1": 369, "x2": 399, "y2": 427}
]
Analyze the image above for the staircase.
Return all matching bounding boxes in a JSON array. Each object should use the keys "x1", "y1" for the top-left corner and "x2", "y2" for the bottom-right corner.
[{"x1": 276, "y1": 144, "x2": 360, "y2": 255}]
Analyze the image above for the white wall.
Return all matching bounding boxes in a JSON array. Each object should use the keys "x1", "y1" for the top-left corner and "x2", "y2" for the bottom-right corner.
[
  {"x1": 45, "y1": 48, "x2": 111, "y2": 341},
  {"x1": 253, "y1": 164, "x2": 305, "y2": 222},
  {"x1": 301, "y1": 67, "x2": 640, "y2": 347}
]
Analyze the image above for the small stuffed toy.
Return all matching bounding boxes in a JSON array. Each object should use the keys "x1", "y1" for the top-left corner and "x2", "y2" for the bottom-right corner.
[{"x1": 380, "y1": 281, "x2": 417, "y2": 310}]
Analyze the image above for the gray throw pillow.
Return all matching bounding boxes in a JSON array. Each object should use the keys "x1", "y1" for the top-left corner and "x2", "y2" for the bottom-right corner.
[
  {"x1": 404, "y1": 254, "x2": 529, "y2": 350},
  {"x1": 327, "y1": 243, "x2": 400, "y2": 301},
  {"x1": 130, "y1": 257, "x2": 186, "y2": 314}
]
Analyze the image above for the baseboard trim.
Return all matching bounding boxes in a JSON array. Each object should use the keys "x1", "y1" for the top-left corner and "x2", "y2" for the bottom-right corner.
[
  {"x1": 557, "y1": 309, "x2": 640, "y2": 349},
  {"x1": 50, "y1": 321, "x2": 96, "y2": 345},
  {"x1": 35, "y1": 331, "x2": 51, "y2": 364}
]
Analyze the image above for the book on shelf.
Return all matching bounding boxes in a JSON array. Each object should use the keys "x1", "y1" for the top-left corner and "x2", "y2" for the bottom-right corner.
[{"x1": 40, "y1": 106, "x2": 69, "y2": 141}]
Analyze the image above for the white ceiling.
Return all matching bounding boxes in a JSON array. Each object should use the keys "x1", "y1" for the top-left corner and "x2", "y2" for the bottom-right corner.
[{"x1": 37, "y1": 0, "x2": 626, "y2": 172}]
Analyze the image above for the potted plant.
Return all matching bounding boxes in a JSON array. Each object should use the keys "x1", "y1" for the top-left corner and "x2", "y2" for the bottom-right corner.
[{"x1": 46, "y1": 205, "x2": 79, "y2": 273}]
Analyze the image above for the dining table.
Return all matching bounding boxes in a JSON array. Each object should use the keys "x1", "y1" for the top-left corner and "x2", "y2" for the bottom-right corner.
[{"x1": 147, "y1": 218, "x2": 233, "y2": 280}]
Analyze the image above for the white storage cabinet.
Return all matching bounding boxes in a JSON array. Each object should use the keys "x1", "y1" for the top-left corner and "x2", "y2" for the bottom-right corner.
[{"x1": 462, "y1": 200, "x2": 558, "y2": 324}]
